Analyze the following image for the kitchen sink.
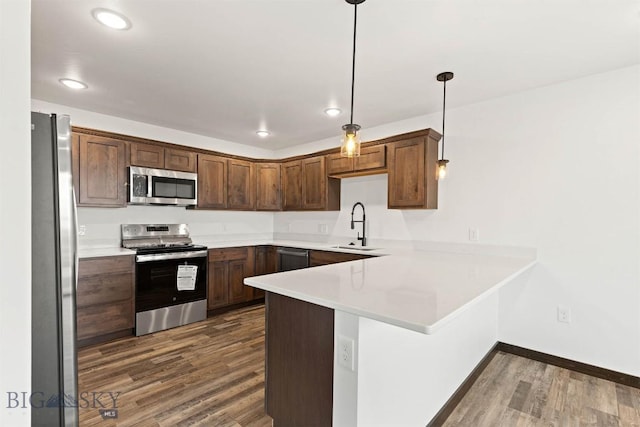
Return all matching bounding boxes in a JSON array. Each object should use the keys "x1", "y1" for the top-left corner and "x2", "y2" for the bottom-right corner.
[{"x1": 330, "y1": 245, "x2": 380, "y2": 252}]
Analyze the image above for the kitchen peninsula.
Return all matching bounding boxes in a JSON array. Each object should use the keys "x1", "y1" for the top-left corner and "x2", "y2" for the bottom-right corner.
[{"x1": 245, "y1": 248, "x2": 536, "y2": 426}]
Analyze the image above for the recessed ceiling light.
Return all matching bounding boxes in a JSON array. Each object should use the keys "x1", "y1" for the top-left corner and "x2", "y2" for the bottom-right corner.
[
  {"x1": 91, "y1": 8, "x2": 132, "y2": 30},
  {"x1": 324, "y1": 107, "x2": 342, "y2": 117},
  {"x1": 59, "y1": 78, "x2": 88, "y2": 90},
  {"x1": 256, "y1": 130, "x2": 270, "y2": 138}
]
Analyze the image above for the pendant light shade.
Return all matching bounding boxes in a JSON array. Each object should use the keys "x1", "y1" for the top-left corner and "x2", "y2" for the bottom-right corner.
[
  {"x1": 341, "y1": 124, "x2": 361, "y2": 157},
  {"x1": 340, "y1": 0, "x2": 366, "y2": 158},
  {"x1": 436, "y1": 71, "x2": 454, "y2": 180}
]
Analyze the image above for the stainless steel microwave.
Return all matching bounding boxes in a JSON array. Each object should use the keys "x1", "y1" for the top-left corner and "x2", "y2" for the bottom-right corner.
[{"x1": 128, "y1": 166, "x2": 198, "y2": 206}]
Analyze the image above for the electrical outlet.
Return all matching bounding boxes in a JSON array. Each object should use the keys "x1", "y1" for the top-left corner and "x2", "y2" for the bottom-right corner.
[
  {"x1": 78, "y1": 225, "x2": 86, "y2": 236},
  {"x1": 469, "y1": 228, "x2": 479, "y2": 242},
  {"x1": 337, "y1": 335, "x2": 355, "y2": 371},
  {"x1": 557, "y1": 305, "x2": 571, "y2": 323},
  {"x1": 318, "y1": 224, "x2": 328, "y2": 235}
]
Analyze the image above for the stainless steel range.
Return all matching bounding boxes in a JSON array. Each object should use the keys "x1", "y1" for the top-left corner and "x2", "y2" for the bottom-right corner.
[{"x1": 122, "y1": 224, "x2": 208, "y2": 336}]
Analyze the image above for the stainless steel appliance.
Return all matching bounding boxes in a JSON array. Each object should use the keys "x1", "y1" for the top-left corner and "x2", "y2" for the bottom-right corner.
[
  {"x1": 31, "y1": 112, "x2": 79, "y2": 426},
  {"x1": 122, "y1": 224, "x2": 208, "y2": 335},
  {"x1": 128, "y1": 166, "x2": 197, "y2": 206},
  {"x1": 277, "y1": 247, "x2": 310, "y2": 272}
]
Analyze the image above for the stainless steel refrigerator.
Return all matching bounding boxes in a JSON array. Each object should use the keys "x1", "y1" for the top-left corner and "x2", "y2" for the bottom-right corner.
[{"x1": 31, "y1": 112, "x2": 79, "y2": 426}]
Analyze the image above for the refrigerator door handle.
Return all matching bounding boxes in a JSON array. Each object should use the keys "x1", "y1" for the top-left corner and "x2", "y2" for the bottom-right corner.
[{"x1": 72, "y1": 190, "x2": 79, "y2": 290}]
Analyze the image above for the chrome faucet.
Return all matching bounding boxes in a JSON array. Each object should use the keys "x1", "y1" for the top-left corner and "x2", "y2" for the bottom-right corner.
[{"x1": 350, "y1": 202, "x2": 366, "y2": 246}]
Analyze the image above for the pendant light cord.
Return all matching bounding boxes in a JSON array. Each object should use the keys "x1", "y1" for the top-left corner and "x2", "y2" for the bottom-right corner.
[
  {"x1": 441, "y1": 78, "x2": 447, "y2": 160},
  {"x1": 350, "y1": 3, "x2": 358, "y2": 126}
]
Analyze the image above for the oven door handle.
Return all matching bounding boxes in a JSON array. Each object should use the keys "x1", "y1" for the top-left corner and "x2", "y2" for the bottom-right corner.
[{"x1": 136, "y1": 250, "x2": 208, "y2": 263}]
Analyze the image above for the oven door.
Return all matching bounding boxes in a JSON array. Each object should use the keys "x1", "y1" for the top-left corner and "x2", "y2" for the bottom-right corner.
[{"x1": 135, "y1": 250, "x2": 208, "y2": 313}]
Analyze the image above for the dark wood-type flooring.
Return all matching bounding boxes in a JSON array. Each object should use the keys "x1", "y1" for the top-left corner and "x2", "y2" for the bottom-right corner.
[
  {"x1": 78, "y1": 304, "x2": 271, "y2": 426},
  {"x1": 79, "y1": 304, "x2": 640, "y2": 426}
]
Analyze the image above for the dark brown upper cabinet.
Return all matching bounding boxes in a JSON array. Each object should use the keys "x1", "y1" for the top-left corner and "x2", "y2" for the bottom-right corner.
[
  {"x1": 282, "y1": 156, "x2": 340, "y2": 211},
  {"x1": 197, "y1": 154, "x2": 228, "y2": 209},
  {"x1": 165, "y1": 148, "x2": 197, "y2": 173},
  {"x1": 387, "y1": 130, "x2": 440, "y2": 209},
  {"x1": 282, "y1": 160, "x2": 303, "y2": 210},
  {"x1": 197, "y1": 155, "x2": 255, "y2": 210},
  {"x1": 130, "y1": 142, "x2": 165, "y2": 169},
  {"x1": 256, "y1": 163, "x2": 282, "y2": 211},
  {"x1": 327, "y1": 145, "x2": 387, "y2": 177},
  {"x1": 131, "y1": 142, "x2": 197, "y2": 173},
  {"x1": 73, "y1": 133, "x2": 127, "y2": 207},
  {"x1": 227, "y1": 158, "x2": 256, "y2": 210}
]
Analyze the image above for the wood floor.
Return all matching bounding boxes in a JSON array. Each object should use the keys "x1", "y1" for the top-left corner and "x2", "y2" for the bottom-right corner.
[
  {"x1": 443, "y1": 351, "x2": 640, "y2": 427},
  {"x1": 79, "y1": 304, "x2": 640, "y2": 426},
  {"x1": 77, "y1": 304, "x2": 271, "y2": 426}
]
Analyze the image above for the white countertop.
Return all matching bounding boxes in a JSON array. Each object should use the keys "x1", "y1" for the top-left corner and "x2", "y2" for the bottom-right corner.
[
  {"x1": 245, "y1": 250, "x2": 536, "y2": 334},
  {"x1": 79, "y1": 239, "x2": 536, "y2": 334},
  {"x1": 79, "y1": 239, "x2": 392, "y2": 259},
  {"x1": 78, "y1": 247, "x2": 136, "y2": 258}
]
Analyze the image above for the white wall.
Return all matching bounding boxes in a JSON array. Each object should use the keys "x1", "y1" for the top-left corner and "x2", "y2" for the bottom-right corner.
[
  {"x1": 0, "y1": 0, "x2": 31, "y2": 425},
  {"x1": 276, "y1": 66, "x2": 640, "y2": 376}
]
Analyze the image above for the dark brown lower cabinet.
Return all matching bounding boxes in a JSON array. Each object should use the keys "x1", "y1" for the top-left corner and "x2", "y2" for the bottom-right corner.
[
  {"x1": 309, "y1": 249, "x2": 372, "y2": 266},
  {"x1": 265, "y1": 292, "x2": 334, "y2": 427},
  {"x1": 207, "y1": 246, "x2": 258, "y2": 311},
  {"x1": 253, "y1": 245, "x2": 278, "y2": 299},
  {"x1": 76, "y1": 255, "x2": 134, "y2": 346}
]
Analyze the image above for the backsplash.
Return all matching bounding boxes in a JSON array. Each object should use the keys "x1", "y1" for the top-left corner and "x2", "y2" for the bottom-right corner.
[
  {"x1": 274, "y1": 174, "x2": 436, "y2": 246},
  {"x1": 77, "y1": 205, "x2": 274, "y2": 248}
]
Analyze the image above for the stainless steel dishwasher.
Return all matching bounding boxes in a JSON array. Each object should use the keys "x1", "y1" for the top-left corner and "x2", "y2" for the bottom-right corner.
[{"x1": 277, "y1": 247, "x2": 310, "y2": 272}]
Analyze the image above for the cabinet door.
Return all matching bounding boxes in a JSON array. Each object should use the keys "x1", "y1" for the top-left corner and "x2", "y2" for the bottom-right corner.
[
  {"x1": 165, "y1": 148, "x2": 197, "y2": 173},
  {"x1": 302, "y1": 156, "x2": 326, "y2": 210},
  {"x1": 282, "y1": 160, "x2": 302, "y2": 210},
  {"x1": 228, "y1": 158, "x2": 256, "y2": 210},
  {"x1": 326, "y1": 153, "x2": 353, "y2": 175},
  {"x1": 253, "y1": 245, "x2": 276, "y2": 299},
  {"x1": 228, "y1": 259, "x2": 252, "y2": 304},
  {"x1": 76, "y1": 255, "x2": 134, "y2": 343},
  {"x1": 208, "y1": 261, "x2": 229, "y2": 309},
  {"x1": 256, "y1": 163, "x2": 282, "y2": 211},
  {"x1": 387, "y1": 138, "x2": 426, "y2": 208},
  {"x1": 77, "y1": 134, "x2": 127, "y2": 206},
  {"x1": 354, "y1": 145, "x2": 386, "y2": 172},
  {"x1": 130, "y1": 142, "x2": 165, "y2": 169},
  {"x1": 198, "y1": 154, "x2": 227, "y2": 208},
  {"x1": 253, "y1": 247, "x2": 267, "y2": 299}
]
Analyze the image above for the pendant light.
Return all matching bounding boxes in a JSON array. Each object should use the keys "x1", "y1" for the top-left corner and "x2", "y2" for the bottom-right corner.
[
  {"x1": 340, "y1": 0, "x2": 366, "y2": 158},
  {"x1": 436, "y1": 71, "x2": 454, "y2": 180}
]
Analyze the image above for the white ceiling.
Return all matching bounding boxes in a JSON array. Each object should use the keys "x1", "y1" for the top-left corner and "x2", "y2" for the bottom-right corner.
[{"x1": 31, "y1": 0, "x2": 639, "y2": 150}]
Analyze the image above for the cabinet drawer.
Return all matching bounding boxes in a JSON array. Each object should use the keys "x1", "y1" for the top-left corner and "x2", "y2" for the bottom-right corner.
[
  {"x1": 208, "y1": 247, "x2": 249, "y2": 262},
  {"x1": 78, "y1": 255, "x2": 133, "y2": 277},
  {"x1": 77, "y1": 271, "x2": 133, "y2": 308},
  {"x1": 309, "y1": 250, "x2": 370, "y2": 266},
  {"x1": 76, "y1": 301, "x2": 133, "y2": 340}
]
